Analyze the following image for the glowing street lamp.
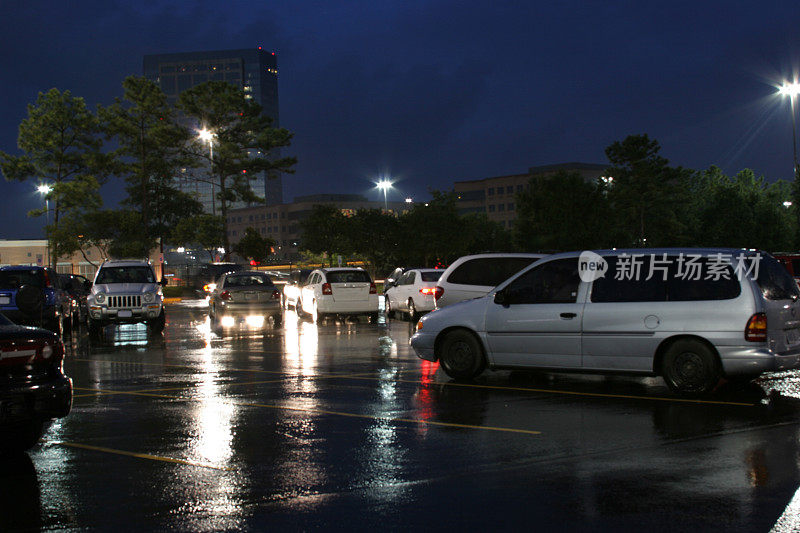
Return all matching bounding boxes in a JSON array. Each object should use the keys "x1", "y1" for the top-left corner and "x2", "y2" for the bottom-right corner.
[
  {"x1": 778, "y1": 81, "x2": 800, "y2": 179},
  {"x1": 376, "y1": 179, "x2": 392, "y2": 211}
]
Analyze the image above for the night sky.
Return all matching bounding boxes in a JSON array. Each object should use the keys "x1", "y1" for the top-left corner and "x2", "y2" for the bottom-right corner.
[{"x1": 2, "y1": 1, "x2": 800, "y2": 239}]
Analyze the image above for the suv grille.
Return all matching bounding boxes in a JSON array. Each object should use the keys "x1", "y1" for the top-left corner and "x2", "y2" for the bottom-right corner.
[{"x1": 107, "y1": 295, "x2": 141, "y2": 308}]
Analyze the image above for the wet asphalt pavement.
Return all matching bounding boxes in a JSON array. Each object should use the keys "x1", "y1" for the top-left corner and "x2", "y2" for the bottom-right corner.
[{"x1": 5, "y1": 300, "x2": 800, "y2": 531}]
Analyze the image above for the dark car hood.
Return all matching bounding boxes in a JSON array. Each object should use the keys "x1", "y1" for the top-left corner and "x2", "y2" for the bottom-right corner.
[{"x1": 0, "y1": 324, "x2": 59, "y2": 342}]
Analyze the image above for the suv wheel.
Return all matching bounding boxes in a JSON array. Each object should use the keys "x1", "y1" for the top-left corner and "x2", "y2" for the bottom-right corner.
[{"x1": 148, "y1": 309, "x2": 166, "y2": 334}]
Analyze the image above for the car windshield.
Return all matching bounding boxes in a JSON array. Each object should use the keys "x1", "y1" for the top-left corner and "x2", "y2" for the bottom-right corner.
[
  {"x1": 0, "y1": 269, "x2": 44, "y2": 289},
  {"x1": 326, "y1": 271, "x2": 371, "y2": 283},
  {"x1": 96, "y1": 266, "x2": 156, "y2": 284},
  {"x1": 224, "y1": 274, "x2": 274, "y2": 287}
]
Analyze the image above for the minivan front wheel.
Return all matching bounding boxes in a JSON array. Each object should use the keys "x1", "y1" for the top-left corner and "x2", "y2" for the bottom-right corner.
[
  {"x1": 439, "y1": 330, "x2": 486, "y2": 380},
  {"x1": 661, "y1": 340, "x2": 721, "y2": 396}
]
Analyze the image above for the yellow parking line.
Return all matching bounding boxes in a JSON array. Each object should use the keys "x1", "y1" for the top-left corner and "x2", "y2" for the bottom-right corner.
[
  {"x1": 52, "y1": 441, "x2": 232, "y2": 471},
  {"x1": 70, "y1": 358, "x2": 755, "y2": 407},
  {"x1": 73, "y1": 387, "x2": 542, "y2": 436}
]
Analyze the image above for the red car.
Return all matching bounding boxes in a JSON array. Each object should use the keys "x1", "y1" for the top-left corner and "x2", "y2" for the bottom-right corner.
[{"x1": 0, "y1": 312, "x2": 72, "y2": 454}]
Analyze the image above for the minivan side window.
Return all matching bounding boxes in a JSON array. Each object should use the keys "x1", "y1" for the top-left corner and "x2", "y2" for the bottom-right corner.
[
  {"x1": 503, "y1": 259, "x2": 580, "y2": 304},
  {"x1": 591, "y1": 255, "x2": 740, "y2": 303},
  {"x1": 447, "y1": 257, "x2": 538, "y2": 287},
  {"x1": 757, "y1": 255, "x2": 800, "y2": 301}
]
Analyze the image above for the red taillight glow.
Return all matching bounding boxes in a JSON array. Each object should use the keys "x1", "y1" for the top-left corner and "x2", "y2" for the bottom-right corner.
[
  {"x1": 0, "y1": 338, "x2": 63, "y2": 366},
  {"x1": 745, "y1": 313, "x2": 767, "y2": 342},
  {"x1": 369, "y1": 282, "x2": 377, "y2": 294},
  {"x1": 322, "y1": 283, "x2": 332, "y2": 295},
  {"x1": 420, "y1": 287, "x2": 437, "y2": 296},
  {"x1": 433, "y1": 286, "x2": 444, "y2": 300},
  {"x1": 220, "y1": 291, "x2": 232, "y2": 301},
  {"x1": 43, "y1": 270, "x2": 52, "y2": 288},
  {"x1": 271, "y1": 289, "x2": 280, "y2": 300}
]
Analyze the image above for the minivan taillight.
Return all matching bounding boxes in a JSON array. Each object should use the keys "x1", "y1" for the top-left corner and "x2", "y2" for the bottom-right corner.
[
  {"x1": 369, "y1": 282, "x2": 377, "y2": 294},
  {"x1": 745, "y1": 313, "x2": 767, "y2": 342},
  {"x1": 322, "y1": 283, "x2": 332, "y2": 295},
  {"x1": 220, "y1": 291, "x2": 232, "y2": 301},
  {"x1": 433, "y1": 286, "x2": 444, "y2": 300}
]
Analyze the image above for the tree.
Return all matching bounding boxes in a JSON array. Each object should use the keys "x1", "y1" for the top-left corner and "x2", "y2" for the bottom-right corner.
[
  {"x1": 234, "y1": 227, "x2": 275, "y2": 263},
  {"x1": 0, "y1": 88, "x2": 106, "y2": 267},
  {"x1": 100, "y1": 76, "x2": 197, "y2": 251},
  {"x1": 513, "y1": 171, "x2": 612, "y2": 251},
  {"x1": 173, "y1": 214, "x2": 226, "y2": 262},
  {"x1": 350, "y1": 209, "x2": 400, "y2": 274},
  {"x1": 398, "y1": 191, "x2": 474, "y2": 267},
  {"x1": 605, "y1": 134, "x2": 689, "y2": 246},
  {"x1": 178, "y1": 81, "x2": 296, "y2": 258},
  {"x1": 299, "y1": 205, "x2": 352, "y2": 264}
]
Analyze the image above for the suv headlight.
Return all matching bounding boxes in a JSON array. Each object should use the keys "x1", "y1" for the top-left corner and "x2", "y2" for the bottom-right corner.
[
  {"x1": 143, "y1": 292, "x2": 155, "y2": 303},
  {"x1": 95, "y1": 293, "x2": 105, "y2": 304}
]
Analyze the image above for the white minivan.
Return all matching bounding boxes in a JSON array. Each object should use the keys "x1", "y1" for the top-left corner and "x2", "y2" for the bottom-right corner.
[
  {"x1": 433, "y1": 253, "x2": 547, "y2": 308},
  {"x1": 411, "y1": 249, "x2": 800, "y2": 396}
]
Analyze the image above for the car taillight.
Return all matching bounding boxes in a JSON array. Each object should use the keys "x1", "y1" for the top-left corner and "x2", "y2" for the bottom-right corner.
[
  {"x1": 322, "y1": 283, "x2": 332, "y2": 295},
  {"x1": 745, "y1": 313, "x2": 767, "y2": 342},
  {"x1": 369, "y1": 282, "x2": 377, "y2": 294},
  {"x1": 203, "y1": 284, "x2": 210, "y2": 292},
  {"x1": 271, "y1": 289, "x2": 280, "y2": 300},
  {"x1": 43, "y1": 270, "x2": 52, "y2": 288},
  {"x1": 433, "y1": 286, "x2": 444, "y2": 300},
  {"x1": 420, "y1": 287, "x2": 437, "y2": 296},
  {"x1": 220, "y1": 291, "x2": 232, "y2": 301}
]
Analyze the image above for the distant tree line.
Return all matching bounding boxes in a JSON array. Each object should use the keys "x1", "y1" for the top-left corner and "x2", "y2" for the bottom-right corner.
[
  {"x1": 0, "y1": 77, "x2": 296, "y2": 267},
  {"x1": 298, "y1": 134, "x2": 796, "y2": 276}
]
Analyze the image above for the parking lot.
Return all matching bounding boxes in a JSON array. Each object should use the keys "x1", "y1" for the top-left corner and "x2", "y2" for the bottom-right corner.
[{"x1": 5, "y1": 299, "x2": 800, "y2": 530}]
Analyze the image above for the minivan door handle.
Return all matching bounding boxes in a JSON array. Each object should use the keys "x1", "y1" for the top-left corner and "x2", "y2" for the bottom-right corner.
[{"x1": 560, "y1": 312, "x2": 577, "y2": 319}]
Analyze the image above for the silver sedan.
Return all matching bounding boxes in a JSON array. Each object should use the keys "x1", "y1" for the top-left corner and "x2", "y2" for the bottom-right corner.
[{"x1": 208, "y1": 271, "x2": 282, "y2": 332}]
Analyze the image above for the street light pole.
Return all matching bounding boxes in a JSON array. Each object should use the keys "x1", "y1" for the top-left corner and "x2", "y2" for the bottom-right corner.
[
  {"x1": 37, "y1": 184, "x2": 52, "y2": 268},
  {"x1": 780, "y1": 82, "x2": 800, "y2": 179},
  {"x1": 198, "y1": 128, "x2": 216, "y2": 215}
]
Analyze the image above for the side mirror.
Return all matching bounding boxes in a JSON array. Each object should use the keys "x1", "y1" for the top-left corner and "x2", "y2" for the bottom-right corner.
[
  {"x1": 494, "y1": 290, "x2": 509, "y2": 307},
  {"x1": 160, "y1": 278, "x2": 168, "y2": 287}
]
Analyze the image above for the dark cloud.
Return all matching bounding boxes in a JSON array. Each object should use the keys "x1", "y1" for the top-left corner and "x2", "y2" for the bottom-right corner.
[{"x1": 2, "y1": 1, "x2": 800, "y2": 237}]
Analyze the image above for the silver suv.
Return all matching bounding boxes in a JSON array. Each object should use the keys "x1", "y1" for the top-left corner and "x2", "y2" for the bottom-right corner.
[
  {"x1": 412, "y1": 249, "x2": 800, "y2": 396},
  {"x1": 87, "y1": 260, "x2": 167, "y2": 336}
]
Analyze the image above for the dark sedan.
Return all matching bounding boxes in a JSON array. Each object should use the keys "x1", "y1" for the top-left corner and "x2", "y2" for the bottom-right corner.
[{"x1": 0, "y1": 313, "x2": 72, "y2": 454}]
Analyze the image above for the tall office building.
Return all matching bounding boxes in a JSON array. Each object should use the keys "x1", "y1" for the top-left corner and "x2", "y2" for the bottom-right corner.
[{"x1": 143, "y1": 48, "x2": 282, "y2": 211}]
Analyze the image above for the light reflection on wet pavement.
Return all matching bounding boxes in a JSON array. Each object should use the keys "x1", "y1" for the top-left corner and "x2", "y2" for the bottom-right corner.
[{"x1": 4, "y1": 300, "x2": 800, "y2": 530}]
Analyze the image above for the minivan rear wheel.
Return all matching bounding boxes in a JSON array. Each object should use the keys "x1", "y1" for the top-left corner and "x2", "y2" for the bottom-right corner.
[
  {"x1": 439, "y1": 330, "x2": 486, "y2": 380},
  {"x1": 661, "y1": 340, "x2": 720, "y2": 396}
]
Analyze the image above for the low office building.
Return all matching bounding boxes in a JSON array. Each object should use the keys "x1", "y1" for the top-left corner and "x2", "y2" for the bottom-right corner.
[
  {"x1": 226, "y1": 194, "x2": 411, "y2": 262},
  {"x1": 454, "y1": 162, "x2": 607, "y2": 229}
]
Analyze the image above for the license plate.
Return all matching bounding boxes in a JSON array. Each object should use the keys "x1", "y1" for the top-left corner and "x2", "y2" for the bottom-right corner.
[
  {"x1": 118, "y1": 309, "x2": 133, "y2": 318},
  {"x1": 0, "y1": 296, "x2": 9, "y2": 305}
]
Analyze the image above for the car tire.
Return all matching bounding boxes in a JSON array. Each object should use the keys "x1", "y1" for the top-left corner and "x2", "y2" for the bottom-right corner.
[
  {"x1": 661, "y1": 339, "x2": 721, "y2": 396},
  {"x1": 385, "y1": 297, "x2": 395, "y2": 319},
  {"x1": 0, "y1": 419, "x2": 45, "y2": 454},
  {"x1": 439, "y1": 329, "x2": 486, "y2": 380},
  {"x1": 407, "y1": 299, "x2": 418, "y2": 322},
  {"x1": 88, "y1": 317, "x2": 102, "y2": 339},
  {"x1": 148, "y1": 309, "x2": 166, "y2": 334}
]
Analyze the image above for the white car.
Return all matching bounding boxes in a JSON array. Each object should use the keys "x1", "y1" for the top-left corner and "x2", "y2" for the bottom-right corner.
[
  {"x1": 300, "y1": 268, "x2": 379, "y2": 322},
  {"x1": 434, "y1": 253, "x2": 547, "y2": 308},
  {"x1": 282, "y1": 269, "x2": 313, "y2": 311},
  {"x1": 384, "y1": 268, "x2": 443, "y2": 320}
]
